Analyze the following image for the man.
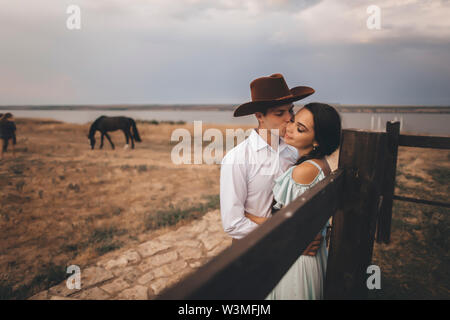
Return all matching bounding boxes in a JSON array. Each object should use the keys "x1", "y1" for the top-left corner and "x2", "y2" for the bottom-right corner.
[
  {"x1": 220, "y1": 73, "x2": 322, "y2": 255},
  {"x1": 0, "y1": 113, "x2": 17, "y2": 159}
]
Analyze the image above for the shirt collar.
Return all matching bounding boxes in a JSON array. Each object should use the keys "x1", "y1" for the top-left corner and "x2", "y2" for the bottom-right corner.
[{"x1": 248, "y1": 128, "x2": 289, "y2": 153}]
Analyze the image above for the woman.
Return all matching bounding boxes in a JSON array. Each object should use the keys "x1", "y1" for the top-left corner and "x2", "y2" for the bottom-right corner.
[
  {"x1": 0, "y1": 113, "x2": 17, "y2": 159},
  {"x1": 246, "y1": 102, "x2": 341, "y2": 299}
]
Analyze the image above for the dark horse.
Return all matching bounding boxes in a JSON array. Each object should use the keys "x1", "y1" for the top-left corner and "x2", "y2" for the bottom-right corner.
[{"x1": 87, "y1": 116, "x2": 142, "y2": 150}]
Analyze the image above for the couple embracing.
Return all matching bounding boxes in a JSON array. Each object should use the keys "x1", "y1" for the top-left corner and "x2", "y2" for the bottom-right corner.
[{"x1": 220, "y1": 73, "x2": 341, "y2": 300}]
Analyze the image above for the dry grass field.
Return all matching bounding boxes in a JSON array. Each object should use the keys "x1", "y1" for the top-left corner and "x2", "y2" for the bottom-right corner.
[
  {"x1": 0, "y1": 118, "x2": 246, "y2": 299},
  {"x1": 370, "y1": 146, "x2": 450, "y2": 299}
]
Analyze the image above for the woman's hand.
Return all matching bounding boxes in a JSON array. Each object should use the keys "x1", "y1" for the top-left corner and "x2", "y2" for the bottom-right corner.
[
  {"x1": 244, "y1": 211, "x2": 268, "y2": 225},
  {"x1": 302, "y1": 233, "x2": 323, "y2": 256}
]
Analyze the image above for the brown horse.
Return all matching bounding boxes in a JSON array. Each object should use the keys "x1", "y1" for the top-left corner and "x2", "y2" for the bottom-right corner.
[{"x1": 87, "y1": 116, "x2": 142, "y2": 150}]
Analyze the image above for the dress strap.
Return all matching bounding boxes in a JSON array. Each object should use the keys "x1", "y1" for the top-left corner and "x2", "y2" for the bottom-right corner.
[
  {"x1": 305, "y1": 159, "x2": 322, "y2": 171},
  {"x1": 306, "y1": 159, "x2": 332, "y2": 177}
]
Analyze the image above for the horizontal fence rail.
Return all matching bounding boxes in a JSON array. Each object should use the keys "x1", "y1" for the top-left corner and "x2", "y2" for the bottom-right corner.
[
  {"x1": 393, "y1": 195, "x2": 450, "y2": 208},
  {"x1": 398, "y1": 134, "x2": 450, "y2": 149},
  {"x1": 158, "y1": 169, "x2": 345, "y2": 300},
  {"x1": 395, "y1": 131, "x2": 450, "y2": 208}
]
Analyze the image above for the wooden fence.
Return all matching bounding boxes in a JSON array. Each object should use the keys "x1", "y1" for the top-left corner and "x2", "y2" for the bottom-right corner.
[
  {"x1": 376, "y1": 122, "x2": 450, "y2": 244},
  {"x1": 158, "y1": 122, "x2": 450, "y2": 300}
]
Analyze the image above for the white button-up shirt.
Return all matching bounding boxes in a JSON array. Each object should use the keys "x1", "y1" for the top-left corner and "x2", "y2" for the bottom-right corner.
[{"x1": 220, "y1": 128, "x2": 298, "y2": 239}]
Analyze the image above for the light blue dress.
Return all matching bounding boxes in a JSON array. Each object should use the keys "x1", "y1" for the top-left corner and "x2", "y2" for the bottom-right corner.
[{"x1": 265, "y1": 159, "x2": 330, "y2": 300}]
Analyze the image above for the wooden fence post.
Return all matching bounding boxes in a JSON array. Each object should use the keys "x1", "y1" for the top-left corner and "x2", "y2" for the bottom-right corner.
[
  {"x1": 376, "y1": 121, "x2": 400, "y2": 244},
  {"x1": 324, "y1": 129, "x2": 387, "y2": 299}
]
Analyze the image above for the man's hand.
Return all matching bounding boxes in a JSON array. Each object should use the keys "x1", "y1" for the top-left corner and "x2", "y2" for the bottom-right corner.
[
  {"x1": 244, "y1": 212, "x2": 268, "y2": 225},
  {"x1": 302, "y1": 233, "x2": 323, "y2": 256}
]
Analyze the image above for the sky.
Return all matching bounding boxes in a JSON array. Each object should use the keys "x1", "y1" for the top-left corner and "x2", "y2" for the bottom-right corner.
[{"x1": 1, "y1": 0, "x2": 450, "y2": 106}]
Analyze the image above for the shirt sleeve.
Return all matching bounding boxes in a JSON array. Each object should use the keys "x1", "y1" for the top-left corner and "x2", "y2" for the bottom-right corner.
[{"x1": 220, "y1": 156, "x2": 259, "y2": 239}]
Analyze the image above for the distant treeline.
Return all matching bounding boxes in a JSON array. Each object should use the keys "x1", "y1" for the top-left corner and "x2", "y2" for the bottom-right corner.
[
  {"x1": 1, "y1": 104, "x2": 450, "y2": 113},
  {"x1": 136, "y1": 119, "x2": 186, "y2": 125}
]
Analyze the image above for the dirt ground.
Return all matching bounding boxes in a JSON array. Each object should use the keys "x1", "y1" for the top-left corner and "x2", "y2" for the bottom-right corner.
[
  {"x1": 0, "y1": 118, "x2": 248, "y2": 298},
  {"x1": 0, "y1": 118, "x2": 448, "y2": 299},
  {"x1": 370, "y1": 146, "x2": 450, "y2": 299}
]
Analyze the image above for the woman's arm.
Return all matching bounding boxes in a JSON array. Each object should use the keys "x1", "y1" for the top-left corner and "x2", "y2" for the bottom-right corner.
[
  {"x1": 302, "y1": 233, "x2": 323, "y2": 256},
  {"x1": 244, "y1": 211, "x2": 268, "y2": 225}
]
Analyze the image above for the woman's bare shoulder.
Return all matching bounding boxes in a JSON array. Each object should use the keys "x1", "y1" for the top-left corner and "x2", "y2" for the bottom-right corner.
[{"x1": 292, "y1": 161, "x2": 320, "y2": 185}]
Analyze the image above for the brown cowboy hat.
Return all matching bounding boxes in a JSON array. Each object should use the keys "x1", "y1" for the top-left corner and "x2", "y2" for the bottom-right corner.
[{"x1": 233, "y1": 73, "x2": 315, "y2": 117}]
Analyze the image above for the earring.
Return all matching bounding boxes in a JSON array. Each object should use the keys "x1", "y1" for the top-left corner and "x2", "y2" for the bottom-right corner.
[{"x1": 313, "y1": 145, "x2": 318, "y2": 151}]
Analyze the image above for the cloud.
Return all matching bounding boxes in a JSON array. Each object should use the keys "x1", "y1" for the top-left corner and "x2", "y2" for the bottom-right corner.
[
  {"x1": 75, "y1": 0, "x2": 321, "y2": 22},
  {"x1": 0, "y1": 0, "x2": 449, "y2": 105},
  {"x1": 291, "y1": 0, "x2": 450, "y2": 45}
]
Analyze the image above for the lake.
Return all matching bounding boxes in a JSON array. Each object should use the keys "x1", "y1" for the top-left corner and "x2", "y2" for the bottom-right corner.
[{"x1": 2, "y1": 109, "x2": 449, "y2": 136}]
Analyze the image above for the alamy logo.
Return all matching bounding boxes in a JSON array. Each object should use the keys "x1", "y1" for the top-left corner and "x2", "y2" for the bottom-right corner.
[
  {"x1": 66, "y1": 5, "x2": 81, "y2": 30},
  {"x1": 66, "y1": 265, "x2": 81, "y2": 289},
  {"x1": 170, "y1": 122, "x2": 282, "y2": 176},
  {"x1": 366, "y1": 265, "x2": 381, "y2": 289},
  {"x1": 366, "y1": 5, "x2": 381, "y2": 30}
]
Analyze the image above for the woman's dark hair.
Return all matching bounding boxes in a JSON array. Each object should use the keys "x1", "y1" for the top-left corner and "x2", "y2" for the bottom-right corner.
[{"x1": 295, "y1": 103, "x2": 341, "y2": 166}]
